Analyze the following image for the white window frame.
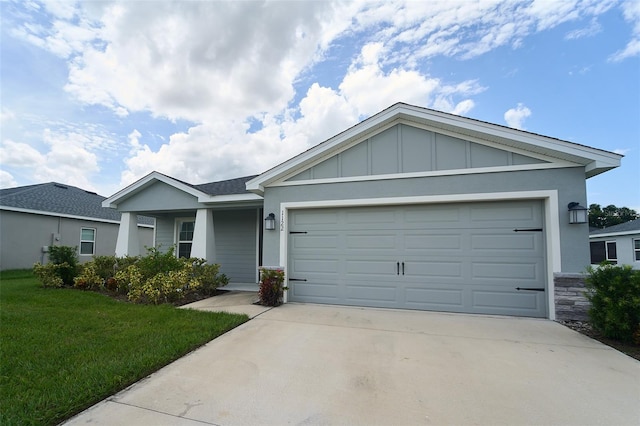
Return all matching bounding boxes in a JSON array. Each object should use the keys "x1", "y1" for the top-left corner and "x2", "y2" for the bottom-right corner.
[
  {"x1": 175, "y1": 218, "x2": 195, "y2": 258},
  {"x1": 605, "y1": 240, "x2": 617, "y2": 263},
  {"x1": 80, "y1": 228, "x2": 96, "y2": 256},
  {"x1": 633, "y1": 238, "x2": 640, "y2": 262}
]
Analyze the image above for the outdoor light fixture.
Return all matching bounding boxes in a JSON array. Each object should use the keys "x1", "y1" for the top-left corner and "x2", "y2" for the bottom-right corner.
[
  {"x1": 264, "y1": 213, "x2": 276, "y2": 230},
  {"x1": 567, "y1": 202, "x2": 588, "y2": 224}
]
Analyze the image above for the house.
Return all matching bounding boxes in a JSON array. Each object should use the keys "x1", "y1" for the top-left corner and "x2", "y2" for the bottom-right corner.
[
  {"x1": 0, "y1": 182, "x2": 154, "y2": 270},
  {"x1": 590, "y1": 219, "x2": 640, "y2": 269},
  {"x1": 103, "y1": 103, "x2": 622, "y2": 320}
]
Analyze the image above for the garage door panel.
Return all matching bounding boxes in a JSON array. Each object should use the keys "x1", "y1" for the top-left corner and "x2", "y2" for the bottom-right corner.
[
  {"x1": 288, "y1": 200, "x2": 547, "y2": 318},
  {"x1": 471, "y1": 261, "x2": 541, "y2": 281},
  {"x1": 470, "y1": 233, "x2": 539, "y2": 251},
  {"x1": 405, "y1": 287, "x2": 463, "y2": 307},
  {"x1": 292, "y1": 211, "x2": 338, "y2": 227},
  {"x1": 291, "y1": 281, "x2": 339, "y2": 300},
  {"x1": 346, "y1": 233, "x2": 397, "y2": 250},
  {"x1": 405, "y1": 234, "x2": 462, "y2": 250},
  {"x1": 290, "y1": 235, "x2": 338, "y2": 250},
  {"x1": 472, "y1": 290, "x2": 543, "y2": 313},
  {"x1": 345, "y1": 260, "x2": 397, "y2": 277},
  {"x1": 404, "y1": 261, "x2": 464, "y2": 278},
  {"x1": 345, "y1": 284, "x2": 397, "y2": 304}
]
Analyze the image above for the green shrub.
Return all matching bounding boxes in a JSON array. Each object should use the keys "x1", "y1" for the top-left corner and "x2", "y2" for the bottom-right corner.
[
  {"x1": 190, "y1": 258, "x2": 229, "y2": 296},
  {"x1": 585, "y1": 263, "x2": 640, "y2": 343},
  {"x1": 33, "y1": 262, "x2": 65, "y2": 288},
  {"x1": 74, "y1": 263, "x2": 103, "y2": 290},
  {"x1": 258, "y1": 267, "x2": 286, "y2": 306},
  {"x1": 91, "y1": 255, "x2": 119, "y2": 280},
  {"x1": 48, "y1": 245, "x2": 79, "y2": 285},
  {"x1": 136, "y1": 246, "x2": 182, "y2": 280}
]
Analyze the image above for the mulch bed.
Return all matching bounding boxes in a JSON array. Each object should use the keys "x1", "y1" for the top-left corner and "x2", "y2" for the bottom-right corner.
[{"x1": 559, "y1": 320, "x2": 640, "y2": 362}]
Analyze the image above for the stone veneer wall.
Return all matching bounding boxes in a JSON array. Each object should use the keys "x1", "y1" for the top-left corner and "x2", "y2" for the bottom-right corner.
[{"x1": 554, "y1": 273, "x2": 590, "y2": 321}]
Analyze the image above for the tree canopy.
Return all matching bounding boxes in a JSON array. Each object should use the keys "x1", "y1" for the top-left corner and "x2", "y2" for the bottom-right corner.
[{"x1": 589, "y1": 204, "x2": 639, "y2": 229}]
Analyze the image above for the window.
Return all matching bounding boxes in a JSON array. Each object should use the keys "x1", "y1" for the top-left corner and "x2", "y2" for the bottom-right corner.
[
  {"x1": 634, "y1": 239, "x2": 640, "y2": 262},
  {"x1": 590, "y1": 240, "x2": 617, "y2": 264},
  {"x1": 177, "y1": 220, "x2": 195, "y2": 258},
  {"x1": 80, "y1": 228, "x2": 96, "y2": 255}
]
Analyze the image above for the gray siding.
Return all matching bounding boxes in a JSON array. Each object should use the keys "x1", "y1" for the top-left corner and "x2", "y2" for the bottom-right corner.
[
  {"x1": 263, "y1": 167, "x2": 589, "y2": 273},
  {"x1": 590, "y1": 234, "x2": 640, "y2": 269},
  {"x1": 214, "y1": 209, "x2": 258, "y2": 283},
  {"x1": 286, "y1": 124, "x2": 547, "y2": 181},
  {"x1": 118, "y1": 181, "x2": 202, "y2": 212},
  {"x1": 0, "y1": 210, "x2": 153, "y2": 270}
]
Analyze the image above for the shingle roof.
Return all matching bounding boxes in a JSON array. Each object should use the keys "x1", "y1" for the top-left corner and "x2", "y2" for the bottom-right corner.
[
  {"x1": 192, "y1": 175, "x2": 258, "y2": 196},
  {"x1": 0, "y1": 182, "x2": 153, "y2": 225},
  {"x1": 590, "y1": 218, "x2": 640, "y2": 235}
]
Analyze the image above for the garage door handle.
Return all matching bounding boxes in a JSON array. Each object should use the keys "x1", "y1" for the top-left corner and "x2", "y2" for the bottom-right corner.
[
  {"x1": 402, "y1": 262, "x2": 405, "y2": 275},
  {"x1": 516, "y1": 287, "x2": 545, "y2": 291},
  {"x1": 396, "y1": 262, "x2": 400, "y2": 275},
  {"x1": 289, "y1": 278, "x2": 307, "y2": 282}
]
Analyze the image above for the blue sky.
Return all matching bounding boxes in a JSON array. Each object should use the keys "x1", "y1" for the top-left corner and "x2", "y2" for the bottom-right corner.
[{"x1": 1, "y1": 0, "x2": 639, "y2": 210}]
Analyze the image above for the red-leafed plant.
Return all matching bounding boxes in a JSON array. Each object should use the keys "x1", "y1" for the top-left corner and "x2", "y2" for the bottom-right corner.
[{"x1": 258, "y1": 267, "x2": 286, "y2": 306}]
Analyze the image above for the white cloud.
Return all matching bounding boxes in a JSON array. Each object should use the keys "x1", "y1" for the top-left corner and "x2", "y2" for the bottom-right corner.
[
  {"x1": 0, "y1": 170, "x2": 18, "y2": 189},
  {"x1": 565, "y1": 18, "x2": 602, "y2": 40},
  {"x1": 609, "y1": 0, "x2": 640, "y2": 61},
  {"x1": 504, "y1": 103, "x2": 532, "y2": 129}
]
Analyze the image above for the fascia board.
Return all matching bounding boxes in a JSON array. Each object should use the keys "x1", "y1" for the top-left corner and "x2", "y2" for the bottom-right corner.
[
  {"x1": 198, "y1": 193, "x2": 264, "y2": 204},
  {"x1": 590, "y1": 231, "x2": 640, "y2": 239}
]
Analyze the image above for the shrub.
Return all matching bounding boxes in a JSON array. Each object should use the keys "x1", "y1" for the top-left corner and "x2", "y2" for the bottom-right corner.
[
  {"x1": 33, "y1": 262, "x2": 65, "y2": 288},
  {"x1": 190, "y1": 258, "x2": 229, "y2": 296},
  {"x1": 258, "y1": 267, "x2": 286, "y2": 306},
  {"x1": 585, "y1": 263, "x2": 640, "y2": 343},
  {"x1": 91, "y1": 255, "x2": 119, "y2": 280},
  {"x1": 136, "y1": 246, "x2": 182, "y2": 280},
  {"x1": 74, "y1": 263, "x2": 103, "y2": 290},
  {"x1": 48, "y1": 246, "x2": 79, "y2": 286}
]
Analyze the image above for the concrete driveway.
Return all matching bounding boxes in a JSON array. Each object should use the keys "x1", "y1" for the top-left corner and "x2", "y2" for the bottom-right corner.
[{"x1": 65, "y1": 302, "x2": 639, "y2": 425}]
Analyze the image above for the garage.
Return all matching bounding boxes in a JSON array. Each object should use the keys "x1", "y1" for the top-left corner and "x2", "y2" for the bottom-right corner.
[{"x1": 287, "y1": 200, "x2": 547, "y2": 317}]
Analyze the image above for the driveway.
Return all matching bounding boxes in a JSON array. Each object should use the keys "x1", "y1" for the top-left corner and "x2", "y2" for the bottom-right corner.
[{"x1": 65, "y1": 303, "x2": 639, "y2": 425}]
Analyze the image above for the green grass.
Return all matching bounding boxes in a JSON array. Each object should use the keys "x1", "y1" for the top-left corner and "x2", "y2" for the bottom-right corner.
[{"x1": 0, "y1": 270, "x2": 248, "y2": 426}]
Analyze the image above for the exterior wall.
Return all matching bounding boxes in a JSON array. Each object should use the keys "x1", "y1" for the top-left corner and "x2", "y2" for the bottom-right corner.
[
  {"x1": 554, "y1": 273, "x2": 589, "y2": 321},
  {"x1": 213, "y1": 209, "x2": 259, "y2": 283},
  {"x1": 262, "y1": 167, "x2": 590, "y2": 274},
  {"x1": 590, "y1": 234, "x2": 640, "y2": 270},
  {"x1": 151, "y1": 209, "x2": 259, "y2": 283},
  {"x1": 118, "y1": 181, "x2": 202, "y2": 212},
  {"x1": 0, "y1": 210, "x2": 153, "y2": 270},
  {"x1": 287, "y1": 124, "x2": 547, "y2": 181}
]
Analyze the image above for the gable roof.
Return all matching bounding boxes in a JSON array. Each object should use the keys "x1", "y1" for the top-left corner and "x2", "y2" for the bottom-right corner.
[
  {"x1": 0, "y1": 182, "x2": 152, "y2": 225},
  {"x1": 590, "y1": 218, "x2": 640, "y2": 237},
  {"x1": 246, "y1": 102, "x2": 622, "y2": 194},
  {"x1": 102, "y1": 171, "x2": 261, "y2": 209}
]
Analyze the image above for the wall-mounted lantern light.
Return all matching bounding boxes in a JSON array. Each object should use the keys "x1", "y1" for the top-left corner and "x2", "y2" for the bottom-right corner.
[
  {"x1": 264, "y1": 213, "x2": 276, "y2": 230},
  {"x1": 567, "y1": 202, "x2": 588, "y2": 224}
]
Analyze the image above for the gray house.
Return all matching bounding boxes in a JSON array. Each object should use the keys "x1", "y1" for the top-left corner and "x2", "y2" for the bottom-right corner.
[
  {"x1": 0, "y1": 182, "x2": 154, "y2": 270},
  {"x1": 103, "y1": 103, "x2": 622, "y2": 320},
  {"x1": 590, "y1": 219, "x2": 640, "y2": 269}
]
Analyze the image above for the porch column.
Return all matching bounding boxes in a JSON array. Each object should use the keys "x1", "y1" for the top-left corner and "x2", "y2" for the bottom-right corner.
[
  {"x1": 115, "y1": 212, "x2": 140, "y2": 257},
  {"x1": 191, "y1": 208, "x2": 215, "y2": 262}
]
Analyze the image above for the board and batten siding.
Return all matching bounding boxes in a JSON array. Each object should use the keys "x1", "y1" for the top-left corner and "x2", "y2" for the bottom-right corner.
[
  {"x1": 286, "y1": 124, "x2": 547, "y2": 181},
  {"x1": 213, "y1": 209, "x2": 258, "y2": 283}
]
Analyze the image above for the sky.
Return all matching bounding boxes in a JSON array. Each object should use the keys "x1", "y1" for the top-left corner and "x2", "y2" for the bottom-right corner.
[{"x1": 1, "y1": 0, "x2": 639, "y2": 210}]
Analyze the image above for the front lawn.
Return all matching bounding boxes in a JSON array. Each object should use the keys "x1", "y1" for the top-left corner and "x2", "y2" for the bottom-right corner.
[{"x1": 0, "y1": 270, "x2": 248, "y2": 426}]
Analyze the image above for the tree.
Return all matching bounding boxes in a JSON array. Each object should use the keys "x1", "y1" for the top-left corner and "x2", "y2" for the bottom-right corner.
[{"x1": 589, "y1": 204, "x2": 639, "y2": 229}]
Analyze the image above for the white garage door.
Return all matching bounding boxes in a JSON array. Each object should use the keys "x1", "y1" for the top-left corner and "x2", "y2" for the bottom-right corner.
[{"x1": 287, "y1": 200, "x2": 547, "y2": 317}]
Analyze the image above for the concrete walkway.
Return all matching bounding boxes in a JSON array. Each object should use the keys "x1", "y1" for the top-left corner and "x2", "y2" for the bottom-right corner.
[{"x1": 65, "y1": 295, "x2": 640, "y2": 426}]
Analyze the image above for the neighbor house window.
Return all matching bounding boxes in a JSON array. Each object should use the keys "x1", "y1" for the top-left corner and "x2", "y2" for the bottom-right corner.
[
  {"x1": 590, "y1": 240, "x2": 617, "y2": 264},
  {"x1": 80, "y1": 228, "x2": 96, "y2": 255},
  {"x1": 177, "y1": 220, "x2": 195, "y2": 258},
  {"x1": 634, "y1": 239, "x2": 640, "y2": 261}
]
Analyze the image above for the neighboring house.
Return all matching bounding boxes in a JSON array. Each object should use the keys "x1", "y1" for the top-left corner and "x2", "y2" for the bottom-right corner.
[
  {"x1": 589, "y1": 219, "x2": 640, "y2": 269},
  {"x1": 0, "y1": 182, "x2": 154, "y2": 270},
  {"x1": 103, "y1": 103, "x2": 622, "y2": 320}
]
